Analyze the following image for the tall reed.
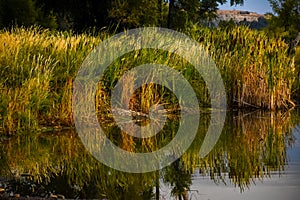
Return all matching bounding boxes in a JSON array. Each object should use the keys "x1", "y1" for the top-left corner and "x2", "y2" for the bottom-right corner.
[
  {"x1": 0, "y1": 26, "x2": 297, "y2": 134},
  {"x1": 0, "y1": 27, "x2": 102, "y2": 134},
  {"x1": 187, "y1": 26, "x2": 295, "y2": 110}
]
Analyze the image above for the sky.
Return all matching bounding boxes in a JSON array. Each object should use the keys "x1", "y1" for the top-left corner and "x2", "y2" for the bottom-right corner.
[{"x1": 218, "y1": 0, "x2": 274, "y2": 14}]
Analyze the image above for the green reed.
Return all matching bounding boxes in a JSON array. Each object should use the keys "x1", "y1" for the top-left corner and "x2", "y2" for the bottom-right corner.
[
  {"x1": 0, "y1": 27, "x2": 103, "y2": 134},
  {"x1": 186, "y1": 25, "x2": 295, "y2": 110},
  {"x1": 0, "y1": 26, "x2": 297, "y2": 134}
]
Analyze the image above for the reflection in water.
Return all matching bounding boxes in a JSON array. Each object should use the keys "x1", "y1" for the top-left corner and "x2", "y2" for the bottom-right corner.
[{"x1": 0, "y1": 110, "x2": 299, "y2": 199}]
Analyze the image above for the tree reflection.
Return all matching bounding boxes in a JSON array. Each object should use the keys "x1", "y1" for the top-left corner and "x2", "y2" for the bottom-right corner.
[
  {"x1": 163, "y1": 158, "x2": 191, "y2": 200},
  {"x1": 0, "y1": 110, "x2": 299, "y2": 198}
]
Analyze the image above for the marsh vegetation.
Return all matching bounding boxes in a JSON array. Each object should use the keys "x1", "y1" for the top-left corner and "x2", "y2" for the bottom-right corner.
[{"x1": 0, "y1": 26, "x2": 298, "y2": 134}]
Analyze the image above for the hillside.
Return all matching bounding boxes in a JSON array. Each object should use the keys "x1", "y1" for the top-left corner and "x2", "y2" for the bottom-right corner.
[{"x1": 215, "y1": 10, "x2": 268, "y2": 29}]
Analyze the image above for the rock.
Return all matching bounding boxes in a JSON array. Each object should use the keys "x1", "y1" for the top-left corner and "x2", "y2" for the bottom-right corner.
[{"x1": 214, "y1": 10, "x2": 268, "y2": 30}]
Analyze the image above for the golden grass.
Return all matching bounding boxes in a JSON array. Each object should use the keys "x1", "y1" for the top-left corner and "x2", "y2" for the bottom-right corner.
[{"x1": 0, "y1": 26, "x2": 297, "y2": 134}]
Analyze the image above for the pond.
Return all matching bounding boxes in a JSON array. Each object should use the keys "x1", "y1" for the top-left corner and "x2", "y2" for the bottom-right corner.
[{"x1": 0, "y1": 110, "x2": 300, "y2": 199}]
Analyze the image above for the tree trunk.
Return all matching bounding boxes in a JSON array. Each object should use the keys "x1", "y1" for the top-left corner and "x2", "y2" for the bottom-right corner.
[
  {"x1": 292, "y1": 32, "x2": 300, "y2": 50},
  {"x1": 155, "y1": 171, "x2": 160, "y2": 200},
  {"x1": 167, "y1": 0, "x2": 175, "y2": 28},
  {"x1": 158, "y1": 0, "x2": 162, "y2": 26}
]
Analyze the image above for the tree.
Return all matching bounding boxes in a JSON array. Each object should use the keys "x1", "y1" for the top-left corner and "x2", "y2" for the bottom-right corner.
[
  {"x1": 36, "y1": 0, "x2": 111, "y2": 31},
  {"x1": 163, "y1": 159, "x2": 192, "y2": 200},
  {"x1": 198, "y1": 0, "x2": 226, "y2": 27},
  {"x1": 0, "y1": 0, "x2": 247, "y2": 30},
  {"x1": 0, "y1": 0, "x2": 38, "y2": 27},
  {"x1": 109, "y1": 0, "x2": 163, "y2": 29},
  {"x1": 167, "y1": 0, "x2": 244, "y2": 29},
  {"x1": 229, "y1": 0, "x2": 244, "y2": 5},
  {"x1": 167, "y1": 0, "x2": 175, "y2": 28},
  {"x1": 0, "y1": 0, "x2": 58, "y2": 29},
  {"x1": 267, "y1": 0, "x2": 300, "y2": 42}
]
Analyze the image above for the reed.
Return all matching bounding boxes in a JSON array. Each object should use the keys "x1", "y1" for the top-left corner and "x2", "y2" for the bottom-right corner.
[
  {"x1": 186, "y1": 25, "x2": 295, "y2": 110},
  {"x1": 293, "y1": 46, "x2": 300, "y2": 103},
  {"x1": 0, "y1": 27, "x2": 102, "y2": 134},
  {"x1": 0, "y1": 26, "x2": 297, "y2": 134}
]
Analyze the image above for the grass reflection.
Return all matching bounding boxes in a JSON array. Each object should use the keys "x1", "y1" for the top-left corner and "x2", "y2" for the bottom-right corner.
[
  {"x1": 183, "y1": 110, "x2": 295, "y2": 191},
  {"x1": 0, "y1": 110, "x2": 299, "y2": 198}
]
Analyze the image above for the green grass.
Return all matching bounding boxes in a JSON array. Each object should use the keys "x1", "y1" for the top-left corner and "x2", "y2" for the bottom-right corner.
[
  {"x1": 186, "y1": 26, "x2": 295, "y2": 110},
  {"x1": 292, "y1": 46, "x2": 300, "y2": 102},
  {"x1": 0, "y1": 27, "x2": 103, "y2": 134},
  {"x1": 0, "y1": 26, "x2": 297, "y2": 134}
]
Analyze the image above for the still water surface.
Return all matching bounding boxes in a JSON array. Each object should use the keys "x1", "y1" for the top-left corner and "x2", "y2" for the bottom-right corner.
[
  {"x1": 0, "y1": 110, "x2": 300, "y2": 199},
  {"x1": 161, "y1": 126, "x2": 300, "y2": 199}
]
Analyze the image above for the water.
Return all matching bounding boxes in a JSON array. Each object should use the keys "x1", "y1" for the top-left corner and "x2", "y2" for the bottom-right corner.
[
  {"x1": 161, "y1": 126, "x2": 300, "y2": 199},
  {"x1": 0, "y1": 110, "x2": 300, "y2": 199}
]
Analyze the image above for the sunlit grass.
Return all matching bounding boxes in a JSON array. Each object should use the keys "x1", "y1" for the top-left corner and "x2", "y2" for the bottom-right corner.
[
  {"x1": 186, "y1": 26, "x2": 295, "y2": 110},
  {"x1": 0, "y1": 27, "x2": 103, "y2": 134},
  {"x1": 0, "y1": 26, "x2": 297, "y2": 134}
]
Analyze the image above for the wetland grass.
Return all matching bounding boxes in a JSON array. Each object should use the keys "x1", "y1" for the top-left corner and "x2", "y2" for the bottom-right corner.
[
  {"x1": 0, "y1": 26, "x2": 297, "y2": 134},
  {"x1": 0, "y1": 27, "x2": 102, "y2": 134}
]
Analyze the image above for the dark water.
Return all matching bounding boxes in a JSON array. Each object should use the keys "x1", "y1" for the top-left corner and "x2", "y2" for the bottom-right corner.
[{"x1": 1, "y1": 110, "x2": 300, "y2": 199}]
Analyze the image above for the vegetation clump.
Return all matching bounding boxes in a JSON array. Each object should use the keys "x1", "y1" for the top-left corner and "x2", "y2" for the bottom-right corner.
[{"x1": 0, "y1": 26, "x2": 297, "y2": 134}]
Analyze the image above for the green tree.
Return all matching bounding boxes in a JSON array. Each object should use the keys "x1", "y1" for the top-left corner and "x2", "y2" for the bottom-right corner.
[
  {"x1": 267, "y1": 0, "x2": 300, "y2": 42},
  {"x1": 198, "y1": 0, "x2": 227, "y2": 27},
  {"x1": 0, "y1": 0, "x2": 57, "y2": 29},
  {"x1": 109, "y1": 0, "x2": 164, "y2": 29},
  {"x1": 168, "y1": 0, "x2": 202, "y2": 28},
  {"x1": 36, "y1": 0, "x2": 73, "y2": 29},
  {"x1": 37, "y1": 0, "x2": 111, "y2": 31},
  {"x1": 167, "y1": 0, "x2": 244, "y2": 29},
  {"x1": 0, "y1": 0, "x2": 38, "y2": 27}
]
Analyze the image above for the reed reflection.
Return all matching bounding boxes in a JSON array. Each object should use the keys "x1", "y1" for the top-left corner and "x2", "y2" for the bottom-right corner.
[{"x1": 0, "y1": 110, "x2": 298, "y2": 199}]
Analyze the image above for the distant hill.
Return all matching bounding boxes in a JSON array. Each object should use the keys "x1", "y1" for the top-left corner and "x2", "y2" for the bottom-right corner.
[{"x1": 214, "y1": 10, "x2": 268, "y2": 30}]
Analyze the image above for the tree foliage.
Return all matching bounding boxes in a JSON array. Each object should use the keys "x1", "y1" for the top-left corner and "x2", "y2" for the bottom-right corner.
[
  {"x1": 37, "y1": 0, "x2": 111, "y2": 30},
  {"x1": 109, "y1": 0, "x2": 164, "y2": 29},
  {"x1": 0, "y1": 0, "x2": 38, "y2": 27},
  {"x1": 0, "y1": 0, "x2": 57, "y2": 29},
  {"x1": 0, "y1": 0, "x2": 245, "y2": 30},
  {"x1": 167, "y1": 0, "x2": 243, "y2": 29},
  {"x1": 267, "y1": 0, "x2": 300, "y2": 42}
]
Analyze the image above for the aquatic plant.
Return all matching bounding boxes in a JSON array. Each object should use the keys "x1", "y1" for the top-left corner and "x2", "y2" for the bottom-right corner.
[{"x1": 0, "y1": 26, "x2": 296, "y2": 134}]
